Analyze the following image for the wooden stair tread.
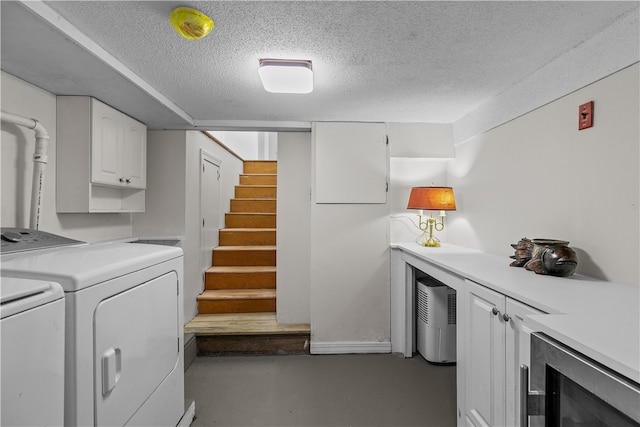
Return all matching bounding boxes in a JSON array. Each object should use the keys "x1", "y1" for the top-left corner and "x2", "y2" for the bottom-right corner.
[
  {"x1": 220, "y1": 228, "x2": 276, "y2": 232},
  {"x1": 226, "y1": 212, "x2": 275, "y2": 215},
  {"x1": 206, "y1": 265, "x2": 276, "y2": 273},
  {"x1": 213, "y1": 245, "x2": 276, "y2": 251},
  {"x1": 231, "y1": 198, "x2": 276, "y2": 201},
  {"x1": 198, "y1": 289, "x2": 276, "y2": 300},
  {"x1": 185, "y1": 313, "x2": 310, "y2": 336}
]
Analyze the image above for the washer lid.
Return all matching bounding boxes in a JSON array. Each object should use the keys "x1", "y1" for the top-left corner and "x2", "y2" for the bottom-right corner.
[{"x1": 0, "y1": 277, "x2": 64, "y2": 319}]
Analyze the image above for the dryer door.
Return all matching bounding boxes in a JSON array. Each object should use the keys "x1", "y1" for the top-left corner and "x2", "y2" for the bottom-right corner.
[{"x1": 94, "y1": 271, "x2": 179, "y2": 426}]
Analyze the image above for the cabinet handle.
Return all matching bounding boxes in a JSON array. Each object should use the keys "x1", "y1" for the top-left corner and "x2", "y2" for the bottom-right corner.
[
  {"x1": 503, "y1": 313, "x2": 511, "y2": 322},
  {"x1": 119, "y1": 177, "x2": 125, "y2": 183},
  {"x1": 492, "y1": 307, "x2": 500, "y2": 316},
  {"x1": 125, "y1": 178, "x2": 131, "y2": 184}
]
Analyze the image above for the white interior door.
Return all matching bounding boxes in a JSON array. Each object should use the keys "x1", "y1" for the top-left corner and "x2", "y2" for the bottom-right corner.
[{"x1": 200, "y1": 151, "x2": 221, "y2": 278}]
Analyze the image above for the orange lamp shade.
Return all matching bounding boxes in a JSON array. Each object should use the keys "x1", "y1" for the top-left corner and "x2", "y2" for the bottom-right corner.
[{"x1": 407, "y1": 187, "x2": 456, "y2": 211}]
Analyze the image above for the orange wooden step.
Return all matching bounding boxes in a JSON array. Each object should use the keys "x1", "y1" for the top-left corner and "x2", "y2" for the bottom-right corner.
[
  {"x1": 230, "y1": 199, "x2": 276, "y2": 213},
  {"x1": 225, "y1": 213, "x2": 276, "y2": 228},
  {"x1": 219, "y1": 228, "x2": 276, "y2": 246},
  {"x1": 205, "y1": 266, "x2": 276, "y2": 290},
  {"x1": 240, "y1": 174, "x2": 277, "y2": 186},
  {"x1": 197, "y1": 289, "x2": 276, "y2": 314},
  {"x1": 244, "y1": 161, "x2": 277, "y2": 174},
  {"x1": 235, "y1": 185, "x2": 277, "y2": 199},
  {"x1": 212, "y1": 245, "x2": 276, "y2": 266}
]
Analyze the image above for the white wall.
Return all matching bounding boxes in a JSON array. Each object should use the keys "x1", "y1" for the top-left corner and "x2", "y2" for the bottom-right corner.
[
  {"x1": 276, "y1": 132, "x2": 311, "y2": 323},
  {"x1": 1, "y1": 71, "x2": 132, "y2": 242},
  {"x1": 132, "y1": 131, "x2": 187, "y2": 236},
  {"x1": 447, "y1": 64, "x2": 639, "y2": 286},
  {"x1": 389, "y1": 158, "x2": 449, "y2": 243},
  {"x1": 132, "y1": 130, "x2": 243, "y2": 322},
  {"x1": 206, "y1": 131, "x2": 277, "y2": 160},
  {"x1": 309, "y1": 124, "x2": 391, "y2": 353},
  {"x1": 310, "y1": 203, "x2": 390, "y2": 351}
]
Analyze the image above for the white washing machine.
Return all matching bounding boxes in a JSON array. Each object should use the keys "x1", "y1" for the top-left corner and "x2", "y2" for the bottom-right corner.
[
  {"x1": 1, "y1": 228, "x2": 187, "y2": 427},
  {"x1": 1, "y1": 276, "x2": 65, "y2": 427}
]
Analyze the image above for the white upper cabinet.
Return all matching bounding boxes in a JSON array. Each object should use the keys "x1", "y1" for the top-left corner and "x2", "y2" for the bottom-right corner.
[
  {"x1": 387, "y1": 122, "x2": 454, "y2": 158},
  {"x1": 57, "y1": 97, "x2": 146, "y2": 213},
  {"x1": 91, "y1": 98, "x2": 146, "y2": 189},
  {"x1": 313, "y1": 122, "x2": 388, "y2": 204},
  {"x1": 121, "y1": 116, "x2": 146, "y2": 188}
]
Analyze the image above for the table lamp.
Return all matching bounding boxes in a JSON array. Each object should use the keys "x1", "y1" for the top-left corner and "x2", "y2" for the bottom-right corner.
[{"x1": 407, "y1": 186, "x2": 456, "y2": 247}]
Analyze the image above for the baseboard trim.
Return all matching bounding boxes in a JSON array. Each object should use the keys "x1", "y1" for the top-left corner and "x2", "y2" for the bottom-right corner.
[
  {"x1": 184, "y1": 333, "x2": 197, "y2": 371},
  {"x1": 177, "y1": 400, "x2": 195, "y2": 427},
  {"x1": 310, "y1": 341, "x2": 392, "y2": 355}
]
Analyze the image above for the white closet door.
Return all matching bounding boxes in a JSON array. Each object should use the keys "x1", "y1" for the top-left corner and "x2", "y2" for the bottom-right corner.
[{"x1": 313, "y1": 122, "x2": 387, "y2": 203}]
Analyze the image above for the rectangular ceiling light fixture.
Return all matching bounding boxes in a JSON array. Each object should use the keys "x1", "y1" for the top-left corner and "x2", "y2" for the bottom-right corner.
[{"x1": 258, "y1": 58, "x2": 313, "y2": 94}]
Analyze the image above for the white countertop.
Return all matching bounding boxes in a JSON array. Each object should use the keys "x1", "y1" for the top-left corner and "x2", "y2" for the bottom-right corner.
[{"x1": 392, "y1": 242, "x2": 640, "y2": 383}]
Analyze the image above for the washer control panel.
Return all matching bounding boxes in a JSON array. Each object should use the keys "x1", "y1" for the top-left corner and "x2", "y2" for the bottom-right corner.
[{"x1": 1, "y1": 228, "x2": 84, "y2": 254}]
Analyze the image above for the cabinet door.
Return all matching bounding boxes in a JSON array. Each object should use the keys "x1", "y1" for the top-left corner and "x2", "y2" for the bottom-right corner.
[
  {"x1": 91, "y1": 99, "x2": 123, "y2": 186},
  {"x1": 505, "y1": 298, "x2": 544, "y2": 427},
  {"x1": 466, "y1": 280, "x2": 506, "y2": 427},
  {"x1": 122, "y1": 116, "x2": 146, "y2": 189},
  {"x1": 313, "y1": 122, "x2": 387, "y2": 203},
  {"x1": 386, "y1": 122, "x2": 454, "y2": 158}
]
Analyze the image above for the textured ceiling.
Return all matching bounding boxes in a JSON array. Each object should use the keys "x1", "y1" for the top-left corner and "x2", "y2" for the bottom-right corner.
[{"x1": 1, "y1": 1, "x2": 638, "y2": 130}]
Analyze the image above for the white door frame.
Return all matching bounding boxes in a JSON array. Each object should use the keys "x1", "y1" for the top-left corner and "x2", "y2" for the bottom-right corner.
[{"x1": 199, "y1": 149, "x2": 222, "y2": 282}]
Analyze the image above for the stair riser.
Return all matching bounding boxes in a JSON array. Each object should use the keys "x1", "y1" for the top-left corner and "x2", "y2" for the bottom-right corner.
[
  {"x1": 244, "y1": 161, "x2": 277, "y2": 174},
  {"x1": 235, "y1": 186, "x2": 277, "y2": 199},
  {"x1": 225, "y1": 214, "x2": 276, "y2": 228},
  {"x1": 196, "y1": 334, "x2": 310, "y2": 356},
  {"x1": 240, "y1": 175, "x2": 277, "y2": 185},
  {"x1": 219, "y1": 230, "x2": 276, "y2": 246},
  {"x1": 198, "y1": 299, "x2": 276, "y2": 314},
  {"x1": 212, "y1": 250, "x2": 276, "y2": 266},
  {"x1": 230, "y1": 199, "x2": 276, "y2": 213},
  {"x1": 205, "y1": 272, "x2": 276, "y2": 290}
]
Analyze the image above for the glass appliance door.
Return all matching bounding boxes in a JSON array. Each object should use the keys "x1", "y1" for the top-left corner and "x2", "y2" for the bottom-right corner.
[{"x1": 527, "y1": 333, "x2": 640, "y2": 427}]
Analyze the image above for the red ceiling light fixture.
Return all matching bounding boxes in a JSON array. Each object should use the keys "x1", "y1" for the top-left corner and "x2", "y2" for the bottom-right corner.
[{"x1": 407, "y1": 186, "x2": 457, "y2": 247}]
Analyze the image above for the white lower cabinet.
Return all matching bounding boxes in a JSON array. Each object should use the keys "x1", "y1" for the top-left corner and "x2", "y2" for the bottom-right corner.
[{"x1": 464, "y1": 280, "x2": 543, "y2": 427}]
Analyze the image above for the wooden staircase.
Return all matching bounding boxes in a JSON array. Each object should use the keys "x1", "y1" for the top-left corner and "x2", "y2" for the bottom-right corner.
[{"x1": 186, "y1": 160, "x2": 310, "y2": 355}]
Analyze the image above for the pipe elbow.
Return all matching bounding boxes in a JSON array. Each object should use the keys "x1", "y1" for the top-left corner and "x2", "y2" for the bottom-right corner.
[{"x1": 31, "y1": 119, "x2": 50, "y2": 140}]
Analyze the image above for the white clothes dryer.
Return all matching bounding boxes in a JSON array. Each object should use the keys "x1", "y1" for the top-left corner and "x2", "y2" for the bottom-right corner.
[
  {"x1": 1, "y1": 277, "x2": 65, "y2": 427},
  {"x1": 1, "y1": 228, "x2": 187, "y2": 427}
]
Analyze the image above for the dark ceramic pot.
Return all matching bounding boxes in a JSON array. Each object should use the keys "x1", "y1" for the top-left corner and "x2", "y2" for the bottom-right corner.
[
  {"x1": 525, "y1": 239, "x2": 577, "y2": 277},
  {"x1": 530, "y1": 239, "x2": 570, "y2": 259},
  {"x1": 541, "y1": 245, "x2": 578, "y2": 277}
]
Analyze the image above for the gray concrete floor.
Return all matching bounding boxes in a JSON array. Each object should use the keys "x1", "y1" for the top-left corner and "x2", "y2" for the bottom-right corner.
[{"x1": 184, "y1": 353, "x2": 456, "y2": 427}]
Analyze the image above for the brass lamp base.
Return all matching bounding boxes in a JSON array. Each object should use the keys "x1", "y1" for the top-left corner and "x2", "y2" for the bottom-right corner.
[
  {"x1": 421, "y1": 237, "x2": 441, "y2": 247},
  {"x1": 415, "y1": 212, "x2": 445, "y2": 248}
]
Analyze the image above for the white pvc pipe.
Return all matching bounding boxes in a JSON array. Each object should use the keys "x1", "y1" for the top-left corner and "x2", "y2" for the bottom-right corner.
[{"x1": 1, "y1": 111, "x2": 50, "y2": 230}]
